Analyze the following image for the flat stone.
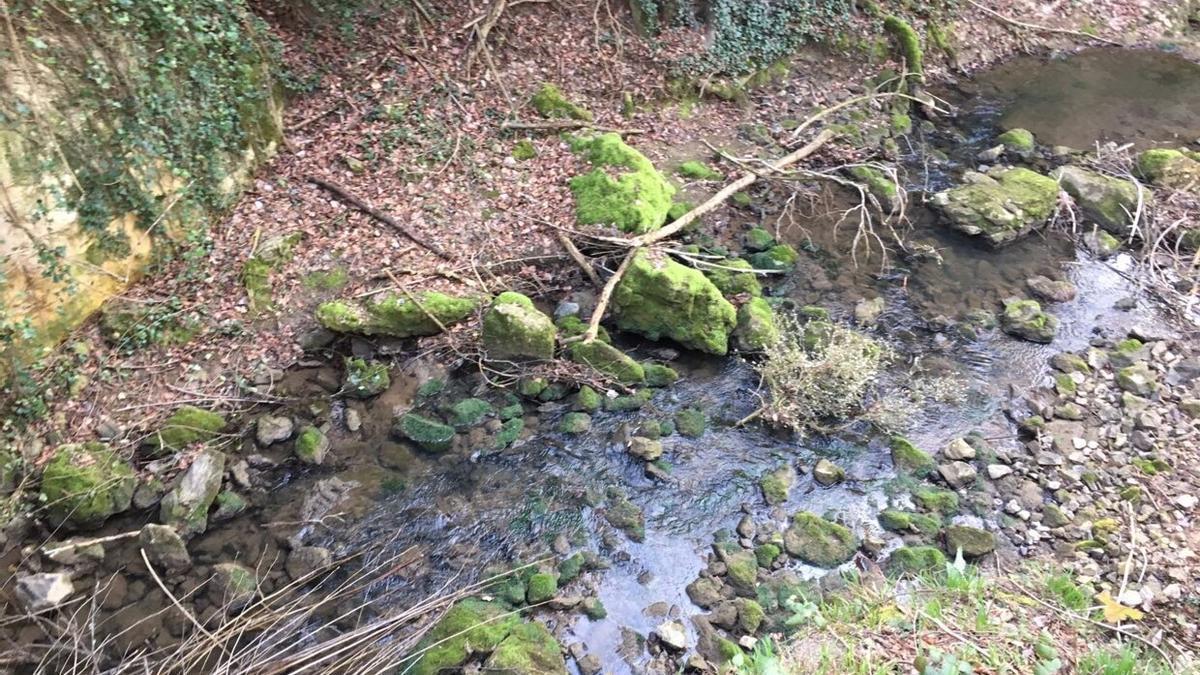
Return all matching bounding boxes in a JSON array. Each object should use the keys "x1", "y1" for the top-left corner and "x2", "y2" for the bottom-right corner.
[
  {"x1": 255, "y1": 415, "x2": 294, "y2": 446},
  {"x1": 1026, "y1": 275, "x2": 1077, "y2": 303},
  {"x1": 15, "y1": 573, "x2": 75, "y2": 612},
  {"x1": 987, "y1": 464, "x2": 1013, "y2": 479},
  {"x1": 938, "y1": 461, "x2": 977, "y2": 489},
  {"x1": 943, "y1": 438, "x2": 976, "y2": 460}
]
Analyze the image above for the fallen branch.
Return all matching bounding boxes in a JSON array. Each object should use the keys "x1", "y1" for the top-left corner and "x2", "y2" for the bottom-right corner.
[
  {"x1": 556, "y1": 232, "x2": 603, "y2": 288},
  {"x1": 307, "y1": 177, "x2": 451, "y2": 260},
  {"x1": 967, "y1": 0, "x2": 1123, "y2": 46},
  {"x1": 566, "y1": 128, "x2": 836, "y2": 345},
  {"x1": 501, "y1": 119, "x2": 646, "y2": 135},
  {"x1": 44, "y1": 530, "x2": 140, "y2": 558}
]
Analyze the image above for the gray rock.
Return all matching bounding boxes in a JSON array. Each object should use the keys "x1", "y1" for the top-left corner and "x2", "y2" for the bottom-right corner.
[
  {"x1": 139, "y1": 524, "x2": 191, "y2": 574},
  {"x1": 813, "y1": 458, "x2": 846, "y2": 486},
  {"x1": 854, "y1": 297, "x2": 885, "y2": 325},
  {"x1": 209, "y1": 562, "x2": 258, "y2": 612},
  {"x1": 943, "y1": 438, "x2": 976, "y2": 460},
  {"x1": 15, "y1": 572, "x2": 75, "y2": 612},
  {"x1": 285, "y1": 546, "x2": 333, "y2": 581},
  {"x1": 628, "y1": 437, "x2": 663, "y2": 461},
  {"x1": 1042, "y1": 504, "x2": 1071, "y2": 528},
  {"x1": 1000, "y1": 297, "x2": 1058, "y2": 343},
  {"x1": 976, "y1": 145, "x2": 1005, "y2": 162},
  {"x1": 1026, "y1": 275, "x2": 1077, "y2": 303},
  {"x1": 159, "y1": 449, "x2": 225, "y2": 537},
  {"x1": 986, "y1": 464, "x2": 1013, "y2": 479},
  {"x1": 554, "y1": 301, "x2": 581, "y2": 320},
  {"x1": 255, "y1": 415, "x2": 294, "y2": 446},
  {"x1": 1053, "y1": 166, "x2": 1139, "y2": 235},
  {"x1": 655, "y1": 621, "x2": 688, "y2": 651},
  {"x1": 686, "y1": 577, "x2": 724, "y2": 609},
  {"x1": 939, "y1": 461, "x2": 977, "y2": 489}
]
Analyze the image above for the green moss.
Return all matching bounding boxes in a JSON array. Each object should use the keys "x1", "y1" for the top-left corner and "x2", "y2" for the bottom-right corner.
[
  {"x1": 759, "y1": 466, "x2": 794, "y2": 506},
  {"x1": 40, "y1": 442, "x2": 136, "y2": 529},
  {"x1": 417, "y1": 378, "x2": 446, "y2": 398},
  {"x1": 525, "y1": 572, "x2": 558, "y2": 604},
  {"x1": 405, "y1": 598, "x2": 520, "y2": 675},
  {"x1": 395, "y1": 414, "x2": 455, "y2": 452},
  {"x1": 294, "y1": 426, "x2": 328, "y2": 464},
  {"x1": 612, "y1": 251, "x2": 737, "y2": 354},
  {"x1": 1055, "y1": 373, "x2": 1077, "y2": 396},
  {"x1": 450, "y1": 398, "x2": 493, "y2": 428},
  {"x1": 932, "y1": 168, "x2": 1059, "y2": 246},
  {"x1": 743, "y1": 227, "x2": 776, "y2": 253},
  {"x1": 735, "y1": 297, "x2": 780, "y2": 351},
  {"x1": 242, "y1": 256, "x2": 276, "y2": 312},
  {"x1": 997, "y1": 128, "x2": 1035, "y2": 152},
  {"x1": 879, "y1": 508, "x2": 939, "y2": 535},
  {"x1": 725, "y1": 549, "x2": 759, "y2": 591},
  {"x1": 666, "y1": 201, "x2": 693, "y2": 221},
  {"x1": 484, "y1": 621, "x2": 566, "y2": 674},
  {"x1": 677, "y1": 160, "x2": 722, "y2": 180},
  {"x1": 482, "y1": 292, "x2": 557, "y2": 361},
  {"x1": 213, "y1": 490, "x2": 248, "y2": 520},
  {"x1": 568, "y1": 341, "x2": 645, "y2": 384},
  {"x1": 755, "y1": 543, "x2": 781, "y2": 568},
  {"x1": 643, "y1": 363, "x2": 679, "y2": 387},
  {"x1": 913, "y1": 486, "x2": 959, "y2": 514},
  {"x1": 554, "y1": 315, "x2": 611, "y2": 343},
  {"x1": 890, "y1": 436, "x2": 934, "y2": 476},
  {"x1": 1119, "y1": 485, "x2": 1142, "y2": 502},
  {"x1": 1136, "y1": 148, "x2": 1200, "y2": 188},
  {"x1": 517, "y1": 377, "x2": 548, "y2": 399},
  {"x1": 603, "y1": 389, "x2": 653, "y2": 411},
  {"x1": 604, "y1": 491, "x2": 645, "y2": 541},
  {"x1": 1132, "y1": 457, "x2": 1170, "y2": 475},
  {"x1": 575, "y1": 385, "x2": 602, "y2": 412},
  {"x1": 512, "y1": 139, "x2": 537, "y2": 160},
  {"x1": 343, "y1": 357, "x2": 390, "y2": 398},
  {"x1": 888, "y1": 546, "x2": 946, "y2": 576},
  {"x1": 149, "y1": 406, "x2": 227, "y2": 455},
  {"x1": 848, "y1": 166, "x2": 899, "y2": 210},
  {"x1": 494, "y1": 418, "x2": 524, "y2": 449},
  {"x1": 747, "y1": 244, "x2": 799, "y2": 272},
  {"x1": 302, "y1": 267, "x2": 349, "y2": 291},
  {"x1": 316, "y1": 291, "x2": 479, "y2": 337},
  {"x1": 705, "y1": 259, "x2": 763, "y2": 298},
  {"x1": 557, "y1": 412, "x2": 591, "y2": 434},
  {"x1": 675, "y1": 407, "x2": 706, "y2": 437},
  {"x1": 732, "y1": 191, "x2": 753, "y2": 207},
  {"x1": 890, "y1": 112, "x2": 912, "y2": 135},
  {"x1": 558, "y1": 553, "x2": 585, "y2": 584},
  {"x1": 530, "y1": 83, "x2": 592, "y2": 121},
  {"x1": 583, "y1": 598, "x2": 607, "y2": 620},
  {"x1": 883, "y1": 16, "x2": 923, "y2": 80},
  {"x1": 799, "y1": 305, "x2": 829, "y2": 321},
  {"x1": 783, "y1": 511, "x2": 857, "y2": 567},
  {"x1": 569, "y1": 133, "x2": 675, "y2": 234}
]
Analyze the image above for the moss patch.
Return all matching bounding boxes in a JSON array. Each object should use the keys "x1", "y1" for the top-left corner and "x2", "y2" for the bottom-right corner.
[
  {"x1": 40, "y1": 442, "x2": 136, "y2": 529},
  {"x1": 343, "y1": 358, "x2": 390, "y2": 398},
  {"x1": 395, "y1": 414, "x2": 455, "y2": 452},
  {"x1": 997, "y1": 128, "x2": 1035, "y2": 151},
  {"x1": 783, "y1": 511, "x2": 857, "y2": 567},
  {"x1": 705, "y1": 258, "x2": 762, "y2": 297},
  {"x1": 675, "y1": 407, "x2": 706, "y2": 437},
  {"x1": 530, "y1": 83, "x2": 592, "y2": 121},
  {"x1": 405, "y1": 598, "x2": 520, "y2": 675},
  {"x1": 569, "y1": 133, "x2": 675, "y2": 234},
  {"x1": 890, "y1": 436, "x2": 934, "y2": 476},
  {"x1": 888, "y1": 545, "x2": 947, "y2": 576},
  {"x1": 482, "y1": 292, "x2": 557, "y2": 361},
  {"x1": 316, "y1": 291, "x2": 479, "y2": 338},
  {"x1": 148, "y1": 406, "x2": 226, "y2": 455},
  {"x1": 734, "y1": 296, "x2": 780, "y2": 351},
  {"x1": 612, "y1": 250, "x2": 737, "y2": 354},
  {"x1": 677, "y1": 160, "x2": 722, "y2": 180},
  {"x1": 568, "y1": 340, "x2": 645, "y2": 384}
]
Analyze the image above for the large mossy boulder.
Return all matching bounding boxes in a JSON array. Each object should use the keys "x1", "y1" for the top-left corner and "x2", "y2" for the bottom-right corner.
[
  {"x1": 404, "y1": 598, "x2": 521, "y2": 675},
  {"x1": 612, "y1": 251, "x2": 737, "y2": 355},
  {"x1": 40, "y1": 443, "x2": 136, "y2": 530},
  {"x1": 1137, "y1": 148, "x2": 1200, "y2": 189},
  {"x1": 1054, "y1": 166, "x2": 1140, "y2": 236},
  {"x1": 567, "y1": 341, "x2": 645, "y2": 384},
  {"x1": 1000, "y1": 297, "x2": 1058, "y2": 343},
  {"x1": 930, "y1": 167, "x2": 1059, "y2": 246},
  {"x1": 316, "y1": 291, "x2": 479, "y2": 338},
  {"x1": 569, "y1": 133, "x2": 675, "y2": 234},
  {"x1": 147, "y1": 406, "x2": 226, "y2": 455},
  {"x1": 783, "y1": 511, "x2": 857, "y2": 568},
  {"x1": 159, "y1": 449, "x2": 225, "y2": 537},
  {"x1": 483, "y1": 622, "x2": 568, "y2": 675},
  {"x1": 734, "y1": 297, "x2": 779, "y2": 351},
  {"x1": 482, "y1": 292, "x2": 557, "y2": 361}
]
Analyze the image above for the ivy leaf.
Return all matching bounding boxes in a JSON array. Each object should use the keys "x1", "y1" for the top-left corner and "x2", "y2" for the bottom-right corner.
[{"x1": 1096, "y1": 591, "x2": 1145, "y2": 623}]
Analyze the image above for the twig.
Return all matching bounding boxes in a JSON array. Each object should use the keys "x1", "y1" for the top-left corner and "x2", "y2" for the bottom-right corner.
[
  {"x1": 501, "y1": 119, "x2": 646, "y2": 135},
  {"x1": 43, "y1": 530, "x2": 140, "y2": 557},
  {"x1": 566, "y1": 247, "x2": 636, "y2": 345},
  {"x1": 307, "y1": 177, "x2": 451, "y2": 259},
  {"x1": 966, "y1": 0, "x2": 1123, "y2": 46},
  {"x1": 555, "y1": 232, "x2": 602, "y2": 288}
]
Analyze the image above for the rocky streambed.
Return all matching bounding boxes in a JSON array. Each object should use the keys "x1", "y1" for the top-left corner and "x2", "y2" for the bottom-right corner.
[{"x1": 4, "y1": 47, "x2": 1200, "y2": 674}]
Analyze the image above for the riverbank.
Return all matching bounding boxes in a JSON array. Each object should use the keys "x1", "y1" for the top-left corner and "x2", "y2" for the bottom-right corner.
[{"x1": 3, "y1": 1, "x2": 1200, "y2": 673}]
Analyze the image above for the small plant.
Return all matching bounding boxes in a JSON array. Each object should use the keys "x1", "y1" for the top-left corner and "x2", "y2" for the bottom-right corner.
[{"x1": 758, "y1": 314, "x2": 892, "y2": 433}]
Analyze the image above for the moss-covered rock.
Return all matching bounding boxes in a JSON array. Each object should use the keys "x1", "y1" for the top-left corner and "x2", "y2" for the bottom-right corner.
[
  {"x1": 1000, "y1": 297, "x2": 1058, "y2": 343},
  {"x1": 603, "y1": 389, "x2": 653, "y2": 412},
  {"x1": 494, "y1": 418, "x2": 525, "y2": 449},
  {"x1": 643, "y1": 363, "x2": 679, "y2": 387},
  {"x1": 450, "y1": 398, "x2": 493, "y2": 428},
  {"x1": 482, "y1": 292, "x2": 557, "y2": 361},
  {"x1": 734, "y1": 297, "x2": 779, "y2": 351},
  {"x1": 405, "y1": 598, "x2": 521, "y2": 675},
  {"x1": 558, "y1": 553, "x2": 585, "y2": 584},
  {"x1": 40, "y1": 443, "x2": 136, "y2": 529},
  {"x1": 484, "y1": 621, "x2": 568, "y2": 675},
  {"x1": 943, "y1": 525, "x2": 996, "y2": 558},
  {"x1": 604, "y1": 490, "x2": 645, "y2": 541},
  {"x1": 557, "y1": 412, "x2": 591, "y2": 434},
  {"x1": 343, "y1": 357, "x2": 390, "y2": 398},
  {"x1": 704, "y1": 259, "x2": 762, "y2": 297},
  {"x1": 1116, "y1": 362, "x2": 1157, "y2": 396},
  {"x1": 930, "y1": 167, "x2": 1059, "y2": 246},
  {"x1": 395, "y1": 414, "x2": 455, "y2": 452},
  {"x1": 883, "y1": 16, "x2": 923, "y2": 80},
  {"x1": 294, "y1": 426, "x2": 330, "y2": 465},
  {"x1": 743, "y1": 227, "x2": 776, "y2": 252},
  {"x1": 568, "y1": 340, "x2": 645, "y2": 384},
  {"x1": 890, "y1": 436, "x2": 935, "y2": 476},
  {"x1": 878, "y1": 509, "x2": 941, "y2": 535},
  {"x1": 760, "y1": 465, "x2": 794, "y2": 506},
  {"x1": 1136, "y1": 148, "x2": 1200, "y2": 189},
  {"x1": 996, "y1": 128, "x2": 1035, "y2": 152},
  {"x1": 783, "y1": 512, "x2": 857, "y2": 567},
  {"x1": 569, "y1": 133, "x2": 675, "y2": 234},
  {"x1": 159, "y1": 449, "x2": 225, "y2": 537},
  {"x1": 554, "y1": 315, "x2": 611, "y2": 343},
  {"x1": 888, "y1": 546, "x2": 947, "y2": 576},
  {"x1": 725, "y1": 549, "x2": 759, "y2": 594},
  {"x1": 512, "y1": 139, "x2": 537, "y2": 161},
  {"x1": 677, "y1": 160, "x2": 722, "y2": 180},
  {"x1": 612, "y1": 250, "x2": 737, "y2": 354},
  {"x1": 912, "y1": 486, "x2": 960, "y2": 514},
  {"x1": 755, "y1": 543, "x2": 781, "y2": 568},
  {"x1": 1054, "y1": 166, "x2": 1140, "y2": 235},
  {"x1": 526, "y1": 572, "x2": 558, "y2": 604},
  {"x1": 147, "y1": 406, "x2": 226, "y2": 455},
  {"x1": 746, "y1": 244, "x2": 799, "y2": 272},
  {"x1": 675, "y1": 407, "x2": 706, "y2": 437},
  {"x1": 530, "y1": 83, "x2": 592, "y2": 121},
  {"x1": 575, "y1": 385, "x2": 602, "y2": 412},
  {"x1": 316, "y1": 291, "x2": 479, "y2": 338}
]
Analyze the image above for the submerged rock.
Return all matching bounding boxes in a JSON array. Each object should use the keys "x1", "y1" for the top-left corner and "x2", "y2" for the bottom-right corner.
[
  {"x1": 482, "y1": 292, "x2": 557, "y2": 361},
  {"x1": 569, "y1": 133, "x2": 674, "y2": 234},
  {"x1": 210, "y1": 562, "x2": 258, "y2": 612},
  {"x1": 160, "y1": 449, "x2": 225, "y2": 537},
  {"x1": 1054, "y1": 166, "x2": 1140, "y2": 235},
  {"x1": 782, "y1": 512, "x2": 857, "y2": 567},
  {"x1": 139, "y1": 523, "x2": 191, "y2": 574},
  {"x1": 40, "y1": 442, "x2": 136, "y2": 530},
  {"x1": 294, "y1": 426, "x2": 330, "y2": 465},
  {"x1": 759, "y1": 465, "x2": 795, "y2": 506},
  {"x1": 568, "y1": 340, "x2": 645, "y2": 383},
  {"x1": 255, "y1": 414, "x2": 294, "y2": 446},
  {"x1": 812, "y1": 459, "x2": 845, "y2": 486},
  {"x1": 1025, "y1": 276, "x2": 1077, "y2": 303},
  {"x1": 1000, "y1": 297, "x2": 1058, "y2": 343},
  {"x1": 734, "y1": 297, "x2": 779, "y2": 351},
  {"x1": 930, "y1": 167, "x2": 1058, "y2": 246},
  {"x1": 612, "y1": 250, "x2": 737, "y2": 355},
  {"x1": 342, "y1": 358, "x2": 390, "y2": 398},
  {"x1": 395, "y1": 414, "x2": 456, "y2": 452},
  {"x1": 316, "y1": 291, "x2": 479, "y2": 338},
  {"x1": 890, "y1": 436, "x2": 934, "y2": 476},
  {"x1": 484, "y1": 622, "x2": 568, "y2": 675}
]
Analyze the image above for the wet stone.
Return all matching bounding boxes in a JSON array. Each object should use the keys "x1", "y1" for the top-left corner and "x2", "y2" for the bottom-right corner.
[
  {"x1": 255, "y1": 414, "x2": 294, "y2": 446},
  {"x1": 812, "y1": 458, "x2": 845, "y2": 486},
  {"x1": 943, "y1": 438, "x2": 976, "y2": 460},
  {"x1": 938, "y1": 461, "x2": 977, "y2": 489}
]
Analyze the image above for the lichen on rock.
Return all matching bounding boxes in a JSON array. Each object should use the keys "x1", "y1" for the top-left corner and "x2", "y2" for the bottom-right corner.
[
  {"x1": 1000, "y1": 297, "x2": 1059, "y2": 343},
  {"x1": 316, "y1": 291, "x2": 479, "y2": 338},
  {"x1": 1054, "y1": 166, "x2": 1140, "y2": 235},
  {"x1": 612, "y1": 250, "x2": 737, "y2": 355},
  {"x1": 569, "y1": 133, "x2": 675, "y2": 234}
]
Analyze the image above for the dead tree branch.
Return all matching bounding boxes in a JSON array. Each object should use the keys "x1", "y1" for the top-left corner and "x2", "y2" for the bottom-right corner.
[{"x1": 307, "y1": 177, "x2": 451, "y2": 260}]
